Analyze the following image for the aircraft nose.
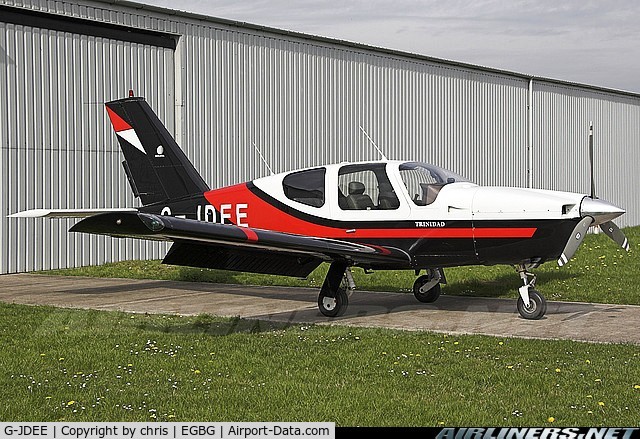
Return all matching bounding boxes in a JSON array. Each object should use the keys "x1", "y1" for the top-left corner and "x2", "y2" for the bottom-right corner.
[{"x1": 580, "y1": 197, "x2": 626, "y2": 226}]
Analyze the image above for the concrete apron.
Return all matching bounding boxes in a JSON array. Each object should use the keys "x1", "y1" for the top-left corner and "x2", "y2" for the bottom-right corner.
[{"x1": 1, "y1": 274, "x2": 639, "y2": 345}]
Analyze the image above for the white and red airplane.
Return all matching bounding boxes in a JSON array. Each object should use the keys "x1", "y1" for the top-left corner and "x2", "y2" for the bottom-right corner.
[{"x1": 11, "y1": 96, "x2": 629, "y2": 320}]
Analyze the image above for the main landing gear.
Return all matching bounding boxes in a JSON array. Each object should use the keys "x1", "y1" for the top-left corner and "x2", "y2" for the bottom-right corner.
[
  {"x1": 316, "y1": 262, "x2": 448, "y2": 318},
  {"x1": 515, "y1": 264, "x2": 547, "y2": 320},
  {"x1": 317, "y1": 261, "x2": 355, "y2": 317},
  {"x1": 412, "y1": 268, "x2": 443, "y2": 303}
]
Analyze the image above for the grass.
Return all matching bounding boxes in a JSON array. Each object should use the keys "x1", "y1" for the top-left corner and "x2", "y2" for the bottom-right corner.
[
  {"x1": 42, "y1": 226, "x2": 640, "y2": 306},
  {"x1": 1, "y1": 302, "x2": 639, "y2": 425}
]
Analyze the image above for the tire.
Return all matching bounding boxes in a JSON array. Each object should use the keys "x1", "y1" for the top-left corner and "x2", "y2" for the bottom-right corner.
[
  {"x1": 413, "y1": 275, "x2": 442, "y2": 303},
  {"x1": 318, "y1": 287, "x2": 349, "y2": 317},
  {"x1": 516, "y1": 289, "x2": 547, "y2": 320}
]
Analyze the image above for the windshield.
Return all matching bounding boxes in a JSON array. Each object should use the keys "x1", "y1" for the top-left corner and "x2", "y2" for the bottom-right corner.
[{"x1": 399, "y1": 162, "x2": 470, "y2": 206}]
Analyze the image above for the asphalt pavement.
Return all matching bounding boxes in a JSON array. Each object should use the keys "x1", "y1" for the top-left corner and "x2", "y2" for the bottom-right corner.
[{"x1": 1, "y1": 273, "x2": 639, "y2": 345}]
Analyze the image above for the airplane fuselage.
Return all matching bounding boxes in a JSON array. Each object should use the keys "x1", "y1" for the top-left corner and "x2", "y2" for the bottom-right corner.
[{"x1": 139, "y1": 160, "x2": 603, "y2": 270}]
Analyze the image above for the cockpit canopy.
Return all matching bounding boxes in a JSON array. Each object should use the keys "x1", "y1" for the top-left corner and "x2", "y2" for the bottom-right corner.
[{"x1": 279, "y1": 161, "x2": 471, "y2": 210}]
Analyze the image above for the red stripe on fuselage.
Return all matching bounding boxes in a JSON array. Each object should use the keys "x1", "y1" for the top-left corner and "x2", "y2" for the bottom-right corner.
[
  {"x1": 242, "y1": 228, "x2": 259, "y2": 242},
  {"x1": 351, "y1": 228, "x2": 536, "y2": 239},
  {"x1": 203, "y1": 183, "x2": 536, "y2": 240}
]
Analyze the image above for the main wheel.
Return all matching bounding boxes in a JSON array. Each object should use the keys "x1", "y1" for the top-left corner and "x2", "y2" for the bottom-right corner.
[
  {"x1": 516, "y1": 288, "x2": 547, "y2": 320},
  {"x1": 318, "y1": 286, "x2": 349, "y2": 317},
  {"x1": 413, "y1": 274, "x2": 442, "y2": 303}
]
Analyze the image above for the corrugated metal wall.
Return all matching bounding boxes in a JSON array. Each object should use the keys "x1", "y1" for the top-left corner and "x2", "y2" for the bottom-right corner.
[
  {"x1": 1, "y1": 0, "x2": 638, "y2": 274},
  {"x1": 532, "y1": 82, "x2": 640, "y2": 228},
  {"x1": 0, "y1": 3, "x2": 175, "y2": 273},
  {"x1": 175, "y1": 26, "x2": 529, "y2": 190}
]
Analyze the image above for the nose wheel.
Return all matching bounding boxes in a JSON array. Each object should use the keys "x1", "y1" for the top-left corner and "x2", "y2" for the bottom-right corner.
[
  {"x1": 516, "y1": 288, "x2": 547, "y2": 320},
  {"x1": 515, "y1": 265, "x2": 547, "y2": 320}
]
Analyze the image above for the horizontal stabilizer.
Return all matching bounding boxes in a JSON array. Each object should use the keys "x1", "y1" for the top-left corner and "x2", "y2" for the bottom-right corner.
[{"x1": 8, "y1": 208, "x2": 137, "y2": 219}]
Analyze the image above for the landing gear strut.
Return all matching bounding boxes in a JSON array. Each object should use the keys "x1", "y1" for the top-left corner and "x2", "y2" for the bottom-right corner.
[
  {"x1": 317, "y1": 261, "x2": 355, "y2": 317},
  {"x1": 515, "y1": 264, "x2": 547, "y2": 320}
]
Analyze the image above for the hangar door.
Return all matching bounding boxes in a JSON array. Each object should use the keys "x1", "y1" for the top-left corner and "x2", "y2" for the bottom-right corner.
[{"x1": 0, "y1": 7, "x2": 177, "y2": 273}]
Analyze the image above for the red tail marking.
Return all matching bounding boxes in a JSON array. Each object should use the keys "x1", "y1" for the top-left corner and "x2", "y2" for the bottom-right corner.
[{"x1": 106, "y1": 106, "x2": 132, "y2": 132}]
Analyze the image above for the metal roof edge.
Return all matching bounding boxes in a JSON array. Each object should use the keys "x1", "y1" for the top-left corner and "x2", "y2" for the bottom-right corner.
[{"x1": 73, "y1": 0, "x2": 640, "y2": 99}]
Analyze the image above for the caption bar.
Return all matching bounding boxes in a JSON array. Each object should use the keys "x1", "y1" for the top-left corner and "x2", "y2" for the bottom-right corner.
[{"x1": 0, "y1": 423, "x2": 335, "y2": 439}]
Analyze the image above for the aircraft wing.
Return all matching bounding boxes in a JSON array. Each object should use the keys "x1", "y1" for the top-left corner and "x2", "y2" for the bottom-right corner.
[
  {"x1": 70, "y1": 212, "x2": 411, "y2": 278},
  {"x1": 8, "y1": 208, "x2": 138, "y2": 218}
]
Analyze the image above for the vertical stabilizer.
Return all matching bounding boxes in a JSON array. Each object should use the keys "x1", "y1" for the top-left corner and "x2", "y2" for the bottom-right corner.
[{"x1": 105, "y1": 97, "x2": 209, "y2": 206}]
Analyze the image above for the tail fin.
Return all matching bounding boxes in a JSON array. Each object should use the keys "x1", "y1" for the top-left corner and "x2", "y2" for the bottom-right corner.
[{"x1": 105, "y1": 97, "x2": 209, "y2": 206}]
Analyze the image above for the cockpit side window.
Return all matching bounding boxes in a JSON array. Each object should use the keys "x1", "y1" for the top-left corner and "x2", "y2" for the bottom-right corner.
[
  {"x1": 338, "y1": 163, "x2": 399, "y2": 210},
  {"x1": 283, "y1": 168, "x2": 326, "y2": 207},
  {"x1": 399, "y1": 162, "x2": 466, "y2": 206}
]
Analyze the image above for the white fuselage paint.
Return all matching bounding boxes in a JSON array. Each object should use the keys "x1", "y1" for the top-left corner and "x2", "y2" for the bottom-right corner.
[{"x1": 251, "y1": 160, "x2": 585, "y2": 224}]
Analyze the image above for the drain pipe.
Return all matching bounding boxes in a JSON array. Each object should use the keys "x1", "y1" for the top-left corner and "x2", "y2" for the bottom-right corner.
[{"x1": 527, "y1": 78, "x2": 534, "y2": 188}]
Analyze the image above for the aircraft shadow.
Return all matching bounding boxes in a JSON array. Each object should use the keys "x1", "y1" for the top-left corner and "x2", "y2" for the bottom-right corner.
[
  {"x1": 135, "y1": 315, "x2": 293, "y2": 337},
  {"x1": 243, "y1": 290, "x2": 605, "y2": 324},
  {"x1": 40, "y1": 274, "x2": 605, "y2": 327},
  {"x1": 49, "y1": 279, "x2": 169, "y2": 295},
  {"x1": 441, "y1": 270, "x2": 576, "y2": 298}
]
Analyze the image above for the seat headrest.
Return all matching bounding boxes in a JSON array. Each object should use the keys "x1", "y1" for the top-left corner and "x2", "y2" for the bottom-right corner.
[
  {"x1": 378, "y1": 182, "x2": 393, "y2": 192},
  {"x1": 348, "y1": 181, "x2": 366, "y2": 195}
]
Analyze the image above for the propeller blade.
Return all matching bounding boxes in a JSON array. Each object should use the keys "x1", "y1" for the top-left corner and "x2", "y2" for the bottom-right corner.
[
  {"x1": 599, "y1": 220, "x2": 630, "y2": 251},
  {"x1": 558, "y1": 217, "x2": 594, "y2": 266}
]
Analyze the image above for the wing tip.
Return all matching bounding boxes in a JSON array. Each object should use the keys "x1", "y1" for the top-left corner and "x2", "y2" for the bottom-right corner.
[
  {"x1": 7, "y1": 209, "x2": 50, "y2": 218},
  {"x1": 8, "y1": 208, "x2": 138, "y2": 219}
]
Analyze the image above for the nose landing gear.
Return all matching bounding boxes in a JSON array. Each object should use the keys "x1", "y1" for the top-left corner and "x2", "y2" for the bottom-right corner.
[{"x1": 515, "y1": 264, "x2": 547, "y2": 320}]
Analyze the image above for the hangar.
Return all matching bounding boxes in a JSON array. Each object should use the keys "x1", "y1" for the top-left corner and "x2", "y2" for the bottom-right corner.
[{"x1": 1, "y1": 0, "x2": 639, "y2": 274}]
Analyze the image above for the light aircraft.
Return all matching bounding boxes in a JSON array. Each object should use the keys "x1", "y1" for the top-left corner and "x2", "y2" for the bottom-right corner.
[{"x1": 11, "y1": 96, "x2": 630, "y2": 320}]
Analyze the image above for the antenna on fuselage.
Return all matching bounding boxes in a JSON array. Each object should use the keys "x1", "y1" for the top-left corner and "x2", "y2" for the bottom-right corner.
[
  {"x1": 359, "y1": 126, "x2": 388, "y2": 161},
  {"x1": 252, "y1": 141, "x2": 274, "y2": 176}
]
